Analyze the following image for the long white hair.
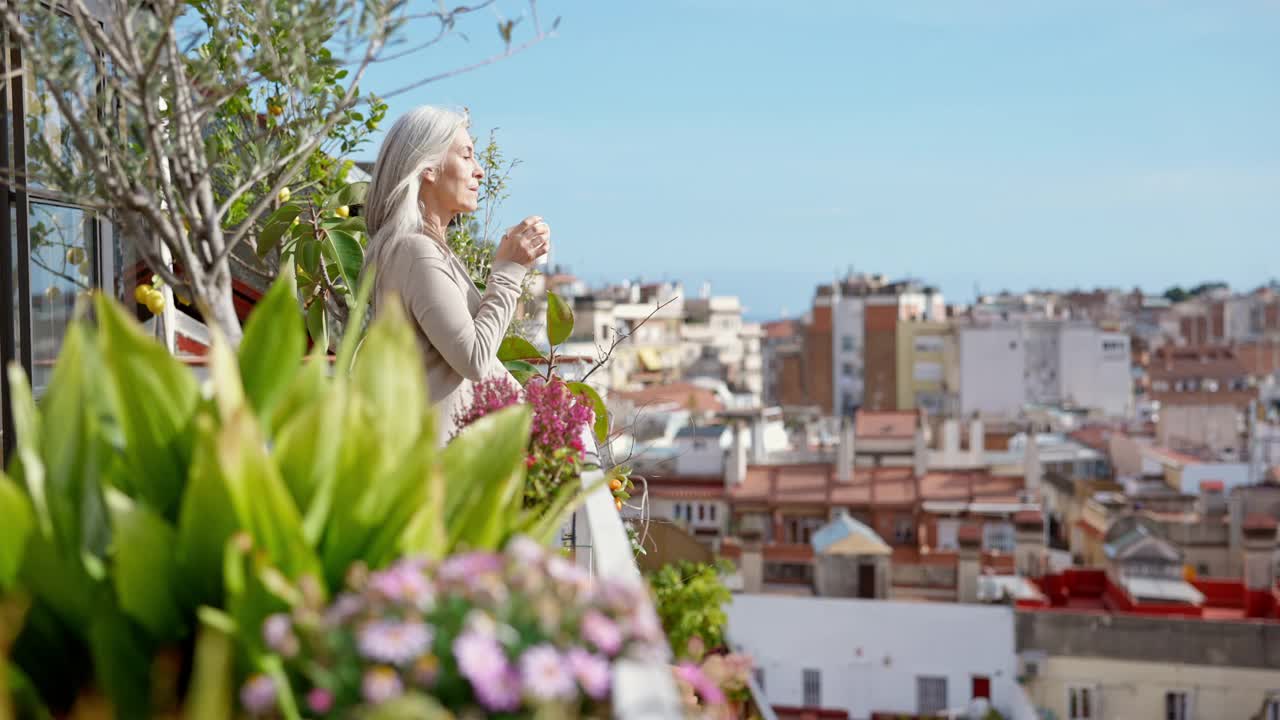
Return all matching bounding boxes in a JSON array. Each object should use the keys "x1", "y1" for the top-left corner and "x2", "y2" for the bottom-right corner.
[{"x1": 364, "y1": 105, "x2": 469, "y2": 255}]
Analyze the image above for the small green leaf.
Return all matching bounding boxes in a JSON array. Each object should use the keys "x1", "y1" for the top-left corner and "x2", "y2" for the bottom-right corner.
[
  {"x1": 325, "y1": 181, "x2": 369, "y2": 209},
  {"x1": 497, "y1": 335, "x2": 544, "y2": 363},
  {"x1": 503, "y1": 359, "x2": 538, "y2": 385},
  {"x1": 546, "y1": 291, "x2": 574, "y2": 346},
  {"x1": 256, "y1": 206, "x2": 302, "y2": 258},
  {"x1": 306, "y1": 300, "x2": 329, "y2": 352},
  {"x1": 566, "y1": 381, "x2": 609, "y2": 446}
]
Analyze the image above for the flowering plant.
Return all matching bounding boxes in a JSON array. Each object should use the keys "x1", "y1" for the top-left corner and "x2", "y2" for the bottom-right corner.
[
  {"x1": 456, "y1": 375, "x2": 597, "y2": 509},
  {"x1": 671, "y1": 636, "x2": 755, "y2": 719},
  {"x1": 241, "y1": 537, "x2": 667, "y2": 718}
]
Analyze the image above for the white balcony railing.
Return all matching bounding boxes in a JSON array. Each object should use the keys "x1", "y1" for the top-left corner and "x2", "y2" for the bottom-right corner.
[{"x1": 570, "y1": 426, "x2": 685, "y2": 718}]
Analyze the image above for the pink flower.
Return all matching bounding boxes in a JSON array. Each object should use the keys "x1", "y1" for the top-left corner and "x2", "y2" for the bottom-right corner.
[
  {"x1": 566, "y1": 647, "x2": 612, "y2": 700},
  {"x1": 306, "y1": 687, "x2": 334, "y2": 714},
  {"x1": 361, "y1": 666, "x2": 403, "y2": 704},
  {"x1": 239, "y1": 674, "x2": 276, "y2": 716},
  {"x1": 581, "y1": 610, "x2": 623, "y2": 656},
  {"x1": 507, "y1": 536, "x2": 546, "y2": 566},
  {"x1": 471, "y1": 666, "x2": 523, "y2": 712},
  {"x1": 454, "y1": 631, "x2": 509, "y2": 683},
  {"x1": 357, "y1": 620, "x2": 433, "y2": 666},
  {"x1": 368, "y1": 562, "x2": 433, "y2": 607},
  {"x1": 262, "y1": 613, "x2": 298, "y2": 657},
  {"x1": 519, "y1": 644, "x2": 577, "y2": 701},
  {"x1": 454, "y1": 377, "x2": 521, "y2": 429},
  {"x1": 439, "y1": 551, "x2": 503, "y2": 584},
  {"x1": 675, "y1": 661, "x2": 726, "y2": 705}
]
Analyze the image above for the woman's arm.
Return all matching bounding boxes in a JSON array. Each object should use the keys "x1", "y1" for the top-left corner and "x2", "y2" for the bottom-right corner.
[{"x1": 405, "y1": 256, "x2": 527, "y2": 381}]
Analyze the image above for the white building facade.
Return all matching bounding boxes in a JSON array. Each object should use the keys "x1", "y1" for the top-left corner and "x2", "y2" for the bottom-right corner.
[{"x1": 728, "y1": 595, "x2": 1034, "y2": 720}]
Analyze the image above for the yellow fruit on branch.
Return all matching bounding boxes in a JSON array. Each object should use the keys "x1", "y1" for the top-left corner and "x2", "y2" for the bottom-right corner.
[
  {"x1": 145, "y1": 290, "x2": 166, "y2": 315},
  {"x1": 609, "y1": 478, "x2": 622, "y2": 492},
  {"x1": 134, "y1": 283, "x2": 153, "y2": 304},
  {"x1": 277, "y1": 187, "x2": 291, "y2": 203},
  {"x1": 268, "y1": 103, "x2": 284, "y2": 117},
  {"x1": 65, "y1": 247, "x2": 85, "y2": 265},
  {"x1": 335, "y1": 205, "x2": 350, "y2": 219},
  {"x1": 615, "y1": 498, "x2": 623, "y2": 511}
]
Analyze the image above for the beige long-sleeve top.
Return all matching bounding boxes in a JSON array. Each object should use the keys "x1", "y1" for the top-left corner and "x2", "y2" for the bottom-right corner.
[{"x1": 366, "y1": 232, "x2": 527, "y2": 438}]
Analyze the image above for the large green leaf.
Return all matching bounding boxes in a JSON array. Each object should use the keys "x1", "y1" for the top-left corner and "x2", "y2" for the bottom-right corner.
[
  {"x1": 442, "y1": 405, "x2": 531, "y2": 550},
  {"x1": 104, "y1": 489, "x2": 183, "y2": 640},
  {"x1": 94, "y1": 294, "x2": 199, "y2": 518},
  {"x1": 87, "y1": 600, "x2": 155, "y2": 719},
  {"x1": 566, "y1": 381, "x2": 610, "y2": 446},
  {"x1": 497, "y1": 335, "x2": 544, "y2": 363},
  {"x1": 350, "y1": 301, "x2": 427, "y2": 462},
  {"x1": 503, "y1": 359, "x2": 538, "y2": 385},
  {"x1": 239, "y1": 274, "x2": 306, "y2": 421},
  {"x1": 184, "y1": 612, "x2": 235, "y2": 720},
  {"x1": 34, "y1": 322, "x2": 110, "y2": 560},
  {"x1": 546, "y1": 291, "x2": 574, "y2": 346},
  {"x1": 322, "y1": 229, "x2": 363, "y2": 291},
  {"x1": 175, "y1": 414, "x2": 240, "y2": 610},
  {"x1": 272, "y1": 386, "x2": 343, "y2": 546},
  {"x1": 6, "y1": 364, "x2": 48, "y2": 537},
  {"x1": 268, "y1": 353, "x2": 329, "y2": 434},
  {"x1": 0, "y1": 473, "x2": 32, "y2": 590},
  {"x1": 216, "y1": 408, "x2": 318, "y2": 580},
  {"x1": 335, "y1": 265, "x2": 376, "y2": 376}
]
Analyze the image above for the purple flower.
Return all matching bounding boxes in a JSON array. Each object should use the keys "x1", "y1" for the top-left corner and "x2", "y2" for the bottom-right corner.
[
  {"x1": 357, "y1": 619, "x2": 434, "y2": 666},
  {"x1": 507, "y1": 536, "x2": 546, "y2": 566},
  {"x1": 628, "y1": 607, "x2": 665, "y2": 645},
  {"x1": 262, "y1": 613, "x2": 298, "y2": 657},
  {"x1": 675, "y1": 662, "x2": 726, "y2": 705},
  {"x1": 454, "y1": 630, "x2": 509, "y2": 683},
  {"x1": 368, "y1": 562, "x2": 434, "y2": 607},
  {"x1": 239, "y1": 674, "x2": 276, "y2": 716},
  {"x1": 306, "y1": 687, "x2": 334, "y2": 714},
  {"x1": 518, "y1": 644, "x2": 577, "y2": 702},
  {"x1": 581, "y1": 610, "x2": 623, "y2": 656},
  {"x1": 324, "y1": 592, "x2": 364, "y2": 627},
  {"x1": 471, "y1": 666, "x2": 523, "y2": 712},
  {"x1": 361, "y1": 666, "x2": 403, "y2": 704},
  {"x1": 566, "y1": 647, "x2": 612, "y2": 700},
  {"x1": 438, "y1": 551, "x2": 503, "y2": 584},
  {"x1": 454, "y1": 376, "x2": 521, "y2": 429},
  {"x1": 546, "y1": 554, "x2": 590, "y2": 592}
]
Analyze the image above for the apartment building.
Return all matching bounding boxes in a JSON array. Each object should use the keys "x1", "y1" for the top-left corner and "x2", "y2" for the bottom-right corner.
[{"x1": 1146, "y1": 345, "x2": 1258, "y2": 457}]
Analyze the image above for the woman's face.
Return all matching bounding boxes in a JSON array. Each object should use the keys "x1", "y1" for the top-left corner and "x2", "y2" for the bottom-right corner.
[{"x1": 421, "y1": 128, "x2": 484, "y2": 217}]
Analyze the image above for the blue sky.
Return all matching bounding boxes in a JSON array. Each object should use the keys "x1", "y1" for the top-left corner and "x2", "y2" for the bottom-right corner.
[{"x1": 357, "y1": 1, "x2": 1280, "y2": 320}]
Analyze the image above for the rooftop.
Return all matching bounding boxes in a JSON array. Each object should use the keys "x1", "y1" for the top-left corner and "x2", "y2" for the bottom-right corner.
[
  {"x1": 613, "y1": 382, "x2": 724, "y2": 414},
  {"x1": 854, "y1": 409, "x2": 919, "y2": 440}
]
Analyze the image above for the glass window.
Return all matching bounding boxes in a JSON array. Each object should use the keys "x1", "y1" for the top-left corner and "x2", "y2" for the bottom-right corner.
[
  {"x1": 802, "y1": 668, "x2": 820, "y2": 707},
  {"x1": 1165, "y1": 691, "x2": 1189, "y2": 720},
  {"x1": 28, "y1": 202, "x2": 94, "y2": 393},
  {"x1": 1068, "y1": 685, "x2": 1096, "y2": 720},
  {"x1": 917, "y1": 676, "x2": 948, "y2": 715},
  {"x1": 22, "y1": 12, "x2": 98, "y2": 195},
  {"x1": 840, "y1": 335, "x2": 854, "y2": 352},
  {"x1": 983, "y1": 522, "x2": 1016, "y2": 553}
]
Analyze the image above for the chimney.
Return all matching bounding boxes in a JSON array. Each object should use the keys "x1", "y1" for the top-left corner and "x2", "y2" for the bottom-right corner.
[
  {"x1": 1023, "y1": 430, "x2": 1042, "y2": 499},
  {"x1": 957, "y1": 524, "x2": 983, "y2": 603},
  {"x1": 969, "y1": 416, "x2": 985, "y2": 465},
  {"x1": 1242, "y1": 515, "x2": 1278, "y2": 618},
  {"x1": 750, "y1": 415, "x2": 767, "y2": 464},
  {"x1": 1014, "y1": 511, "x2": 1047, "y2": 578},
  {"x1": 913, "y1": 426, "x2": 928, "y2": 479},
  {"x1": 836, "y1": 418, "x2": 855, "y2": 484},
  {"x1": 942, "y1": 419, "x2": 961, "y2": 457},
  {"x1": 726, "y1": 423, "x2": 748, "y2": 489}
]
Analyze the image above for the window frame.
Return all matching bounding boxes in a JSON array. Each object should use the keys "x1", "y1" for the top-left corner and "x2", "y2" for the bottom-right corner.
[
  {"x1": 1067, "y1": 684, "x2": 1098, "y2": 720},
  {"x1": 801, "y1": 668, "x2": 820, "y2": 707},
  {"x1": 917, "y1": 675, "x2": 948, "y2": 716},
  {"x1": 1164, "y1": 690, "x2": 1191, "y2": 720}
]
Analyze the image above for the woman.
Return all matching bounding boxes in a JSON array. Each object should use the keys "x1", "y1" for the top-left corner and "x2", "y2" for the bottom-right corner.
[{"x1": 363, "y1": 106, "x2": 549, "y2": 436}]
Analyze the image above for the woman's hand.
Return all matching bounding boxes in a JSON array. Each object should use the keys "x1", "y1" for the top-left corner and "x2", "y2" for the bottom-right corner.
[{"x1": 494, "y1": 215, "x2": 550, "y2": 267}]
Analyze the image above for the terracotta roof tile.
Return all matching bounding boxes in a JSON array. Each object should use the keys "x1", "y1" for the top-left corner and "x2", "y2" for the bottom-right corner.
[
  {"x1": 1014, "y1": 510, "x2": 1045, "y2": 527},
  {"x1": 958, "y1": 524, "x2": 983, "y2": 547},
  {"x1": 1242, "y1": 513, "x2": 1278, "y2": 533},
  {"x1": 614, "y1": 382, "x2": 723, "y2": 413}
]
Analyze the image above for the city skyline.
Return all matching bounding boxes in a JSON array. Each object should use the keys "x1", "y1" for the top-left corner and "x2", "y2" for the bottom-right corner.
[{"x1": 360, "y1": 1, "x2": 1280, "y2": 320}]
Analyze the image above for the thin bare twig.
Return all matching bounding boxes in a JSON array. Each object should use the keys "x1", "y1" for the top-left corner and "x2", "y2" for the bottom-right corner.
[{"x1": 579, "y1": 296, "x2": 679, "y2": 384}]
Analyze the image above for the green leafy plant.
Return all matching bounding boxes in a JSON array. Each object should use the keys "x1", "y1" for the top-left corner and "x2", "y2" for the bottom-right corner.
[
  {"x1": 0, "y1": 273, "x2": 584, "y2": 717},
  {"x1": 646, "y1": 560, "x2": 734, "y2": 661}
]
